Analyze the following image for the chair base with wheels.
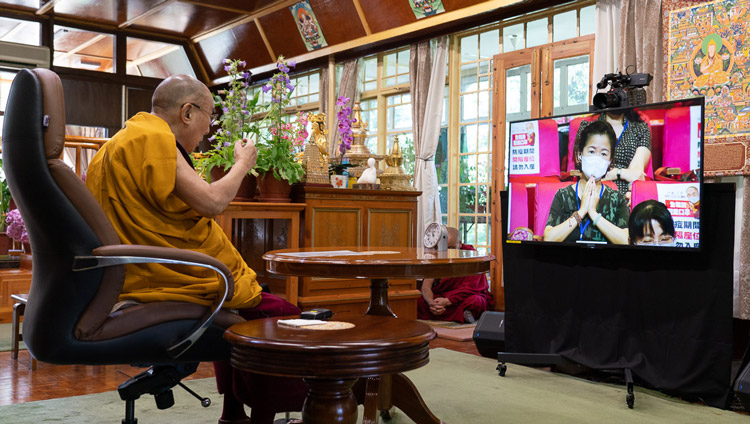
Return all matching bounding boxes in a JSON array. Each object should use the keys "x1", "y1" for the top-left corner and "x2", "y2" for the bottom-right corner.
[{"x1": 10, "y1": 293, "x2": 37, "y2": 370}]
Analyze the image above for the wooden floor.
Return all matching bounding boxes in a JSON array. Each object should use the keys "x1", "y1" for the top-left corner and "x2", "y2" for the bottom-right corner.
[{"x1": 0, "y1": 334, "x2": 480, "y2": 406}]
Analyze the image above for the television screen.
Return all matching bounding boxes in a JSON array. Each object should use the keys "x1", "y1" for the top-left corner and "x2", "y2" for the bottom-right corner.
[{"x1": 505, "y1": 97, "x2": 704, "y2": 249}]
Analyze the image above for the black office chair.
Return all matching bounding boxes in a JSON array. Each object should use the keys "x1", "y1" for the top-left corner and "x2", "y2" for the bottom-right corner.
[{"x1": 2, "y1": 68, "x2": 246, "y2": 423}]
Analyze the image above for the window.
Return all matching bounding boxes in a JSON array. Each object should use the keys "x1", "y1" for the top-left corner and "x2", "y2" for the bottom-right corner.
[
  {"x1": 0, "y1": 17, "x2": 41, "y2": 46},
  {"x1": 126, "y1": 37, "x2": 194, "y2": 78},
  {"x1": 359, "y1": 47, "x2": 412, "y2": 171},
  {"x1": 53, "y1": 26, "x2": 115, "y2": 73},
  {"x1": 0, "y1": 69, "x2": 18, "y2": 136},
  {"x1": 453, "y1": 27, "x2": 498, "y2": 251}
]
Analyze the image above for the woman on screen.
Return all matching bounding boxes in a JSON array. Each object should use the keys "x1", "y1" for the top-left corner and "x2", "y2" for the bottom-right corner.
[
  {"x1": 545, "y1": 121, "x2": 629, "y2": 244},
  {"x1": 628, "y1": 200, "x2": 676, "y2": 246},
  {"x1": 576, "y1": 108, "x2": 651, "y2": 194}
]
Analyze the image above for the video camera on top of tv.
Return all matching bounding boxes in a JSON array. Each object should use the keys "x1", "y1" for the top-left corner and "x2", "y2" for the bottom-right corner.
[{"x1": 591, "y1": 70, "x2": 653, "y2": 111}]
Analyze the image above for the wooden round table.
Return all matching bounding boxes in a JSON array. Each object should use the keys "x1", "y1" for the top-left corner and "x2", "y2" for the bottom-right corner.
[
  {"x1": 225, "y1": 315, "x2": 436, "y2": 424},
  {"x1": 259, "y1": 246, "x2": 494, "y2": 423},
  {"x1": 263, "y1": 246, "x2": 494, "y2": 317}
]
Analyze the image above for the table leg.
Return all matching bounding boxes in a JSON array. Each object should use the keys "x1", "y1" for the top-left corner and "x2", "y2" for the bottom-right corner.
[
  {"x1": 365, "y1": 281, "x2": 442, "y2": 423},
  {"x1": 302, "y1": 377, "x2": 358, "y2": 424},
  {"x1": 366, "y1": 278, "x2": 396, "y2": 317},
  {"x1": 360, "y1": 376, "x2": 380, "y2": 424}
]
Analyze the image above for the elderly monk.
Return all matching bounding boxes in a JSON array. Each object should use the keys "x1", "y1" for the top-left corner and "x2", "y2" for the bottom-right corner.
[{"x1": 86, "y1": 75, "x2": 305, "y2": 424}]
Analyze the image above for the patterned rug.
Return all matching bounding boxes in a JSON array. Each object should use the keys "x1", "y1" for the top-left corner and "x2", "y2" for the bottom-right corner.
[{"x1": 417, "y1": 319, "x2": 477, "y2": 329}]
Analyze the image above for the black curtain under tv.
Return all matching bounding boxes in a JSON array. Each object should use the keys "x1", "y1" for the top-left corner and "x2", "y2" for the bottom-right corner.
[{"x1": 502, "y1": 182, "x2": 734, "y2": 408}]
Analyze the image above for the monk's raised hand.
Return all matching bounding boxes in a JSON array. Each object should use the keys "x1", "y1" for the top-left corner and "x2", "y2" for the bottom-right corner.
[{"x1": 234, "y1": 138, "x2": 257, "y2": 171}]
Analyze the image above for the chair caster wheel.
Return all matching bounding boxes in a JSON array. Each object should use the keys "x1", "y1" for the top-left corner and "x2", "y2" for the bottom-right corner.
[
  {"x1": 497, "y1": 363, "x2": 507, "y2": 377},
  {"x1": 626, "y1": 393, "x2": 634, "y2": 409},
  {"x1": 380, "y1": 408, "x2": 393, "y2": 421}
]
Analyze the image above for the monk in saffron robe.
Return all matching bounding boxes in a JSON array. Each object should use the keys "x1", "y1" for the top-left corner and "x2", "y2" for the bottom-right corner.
[
  {"x1": 86, "y1": 74, "x2": 305, "y2": 424},
  {"x1": 417, "y1": 228, "x2": 494, "y2": 323}
]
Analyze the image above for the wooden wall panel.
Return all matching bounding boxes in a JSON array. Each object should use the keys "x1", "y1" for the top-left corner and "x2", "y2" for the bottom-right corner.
[
  {"x1": 197, "y1": 21, "x2": 271, "y2": 81},
  {"x1": 357, "y1": 0, "x2": 417, "y2": 34},
  {"x1": 311, "y1": 208, "x2": 361, "y2": 247},
  {"x1": 258, "y1": 8, "x2": 310, "y2": 59},
  {"x1": 309, "y1": 0, "x2": 366, "y2": 44},
  {"x1": 368, "y1": 209, "x2": 413, "y2": 247},
  {"x1": 126, "y1": 87, "x2": 153, "y2": 121},
  {"x1": 0, "y1": 269, "x2": 32, "y2": 324},
  {"x1": 61, "y1": 77, "x2": 122, "y2": 135}
]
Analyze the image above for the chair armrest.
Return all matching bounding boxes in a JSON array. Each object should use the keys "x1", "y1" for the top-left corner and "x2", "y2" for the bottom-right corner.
[{"x1": 72, "y1": 244, "x2": 234, "y2": 358}]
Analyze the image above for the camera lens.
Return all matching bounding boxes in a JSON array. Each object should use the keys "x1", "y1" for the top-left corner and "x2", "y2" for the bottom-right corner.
[{"x1": 593, "y1": 92, "x2": 621, "y2": 109}]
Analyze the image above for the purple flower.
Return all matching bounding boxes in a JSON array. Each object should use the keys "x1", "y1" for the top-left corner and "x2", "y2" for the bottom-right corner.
[
  {"x1": 224, "y1": 65, "x2": 231, "y2": 72},
  {"x1": 224, "y1": 141, "x2": 231, "y2": 147},
  {"x1": 242, "y1": 71, "x2": 250, "y2": 79},
  {"x1": 262, "y1": 84, "x2": 272, "y2": 93},
  {"x1": 223, "y1": 107, "x2": 230, "y2": 113},
  {"x1": 288, "y1": 60, "x2": 296, "y2": 68},
  {"x1": 223, "y1": 58, "x2": 231, "y2": 64},
  {"x1": 286, "y1": 82, "x2": 295, "y2": 92},
  {"x1": 336, "y1": 96, "x2": 350, "y2": 107},
  {"x1": 239, "y1": 60, "x2": 246, "y2": 67},
  {"x1": 277, "y1": 62, "x2": 285, "y2": 72},
  {"x1": 208, "y1": 135, "x2": 216, "y2": 142}
]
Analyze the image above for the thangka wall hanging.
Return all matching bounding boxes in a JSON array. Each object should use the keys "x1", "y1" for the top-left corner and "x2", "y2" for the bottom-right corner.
[
  {"x1": 290, "y1": 0, "x2": 328, "y2": 51},
  {"x1": 668, "y1": 0, "x2": 750, "y2": 138},
  {"x1": 408, "y1": 0, "x2": 445, "y2": 19}
]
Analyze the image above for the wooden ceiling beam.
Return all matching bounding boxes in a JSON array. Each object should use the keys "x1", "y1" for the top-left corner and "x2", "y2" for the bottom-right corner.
[
  {"x1": 35, "y1": 0, "x2": 59, "y2": 16},
  {"x1": 255, "y1": 18, "x2": 276, "y2": 63},
  {"x1": 352, "y1": 0, "x2": 371, "y2": 36},
  {"x1": 211, "y1": 0, "x2": 520, "y2": 85},
  {"x1": 54, "y1": 33, "x2": 107, "y2": 60},
  {"x1": 191, "y1": 0, "x2": 300, "y2": 43},
  {"x1": 118, "y1": 0, "x2": 176, "y2": 29}
]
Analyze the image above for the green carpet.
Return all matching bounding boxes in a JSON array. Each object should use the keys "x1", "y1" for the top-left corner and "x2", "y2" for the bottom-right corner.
[
  {"x1": 0, "y1": 322, "x2": 24, "y2": 352},
  {"x1": 0, "y1": 348, "x2": 745, "y2": 423}
]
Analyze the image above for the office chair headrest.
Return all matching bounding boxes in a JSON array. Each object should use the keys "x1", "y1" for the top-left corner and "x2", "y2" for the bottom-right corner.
[{"x1": 31, "y1": 68, "x2": 66, "y2": 160}]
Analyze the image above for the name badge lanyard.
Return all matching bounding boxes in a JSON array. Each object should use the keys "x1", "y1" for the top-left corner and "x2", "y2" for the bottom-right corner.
[
  {"x1": 575, "y1": 181, "x2": 604, "y2": 240},
  {"x1": 615, "y1": 120, "x2": 629, "y2": 149}
]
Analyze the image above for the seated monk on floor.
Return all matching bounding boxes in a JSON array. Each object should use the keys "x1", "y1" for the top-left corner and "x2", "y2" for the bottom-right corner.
[
  {"x1": 417, "y1": 227, "x2": 494, "y2": 323},
  {"x1": 86, "y1": 74, "x2": 306, "y2": 424}
]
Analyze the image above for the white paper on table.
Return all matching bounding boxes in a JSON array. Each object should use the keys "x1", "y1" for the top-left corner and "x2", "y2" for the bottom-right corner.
[{"x1": 277, "y1": 319, "x2": 328, "y2": 327}]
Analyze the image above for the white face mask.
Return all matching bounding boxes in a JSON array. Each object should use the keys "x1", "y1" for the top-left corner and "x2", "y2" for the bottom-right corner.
[
  {"x1": 688, "y1": 196, "x2": 699, "y2": 204},
  {"x1": 580, "y1": 155, "x2": 610, "y2": 180}
]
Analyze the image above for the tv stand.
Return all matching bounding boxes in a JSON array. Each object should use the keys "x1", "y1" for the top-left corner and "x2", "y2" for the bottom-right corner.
[{"x1": 497, "y1": 352, "x2": 637, "y2": 409}]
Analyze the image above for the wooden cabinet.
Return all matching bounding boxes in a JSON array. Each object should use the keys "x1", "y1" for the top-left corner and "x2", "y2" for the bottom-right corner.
[
  {"x1": 291, "y1": 186, "x2": 421, "y2": 319},
  {"x1": 0, "y1": 268, "x2": 32, "y2": 324}
]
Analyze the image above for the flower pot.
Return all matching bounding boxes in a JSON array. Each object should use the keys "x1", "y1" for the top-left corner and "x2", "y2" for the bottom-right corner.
[
  {"x1": 257, "y1": 171, "x2": 293, "y2": 203},
  {"x1": 330, "y1": 174, "x2": 348, "y2": 189},
  {"x1": 210, "y1": 167, "x2": 257, "y2": 202}
]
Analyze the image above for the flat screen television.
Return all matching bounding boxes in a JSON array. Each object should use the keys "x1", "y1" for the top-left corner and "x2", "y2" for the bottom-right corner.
[{"x1": 505, "y1": 97, "x2": 704, "y2": 249}]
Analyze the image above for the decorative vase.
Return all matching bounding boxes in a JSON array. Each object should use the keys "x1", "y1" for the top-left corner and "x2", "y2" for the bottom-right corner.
[
  {"x1": 210, "y1": 167, "x2": 257, "y2": 202},
  {"x1": 330, "y1": 174, "x2": 348, "y2": 189},
  {"x1": 256, "y1": 170, "x2": 293, "y2": 202}
]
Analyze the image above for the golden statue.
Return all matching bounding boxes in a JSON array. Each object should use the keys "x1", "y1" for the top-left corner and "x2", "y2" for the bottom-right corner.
[
  {"x1": 310, "y1": 113, "x2": 329, "y2": 163},
  {"x1": 385, "y1": 135, "x2": 403, "y2": 169}
]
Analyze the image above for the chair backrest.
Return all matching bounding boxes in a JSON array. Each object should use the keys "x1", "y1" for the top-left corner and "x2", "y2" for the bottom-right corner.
[
  {"x1": 2, "y1": 69, "x2": 237, "y2": 365},
  {"x1": 508, "y1": 118, "x2": 560, "y2": 183}
]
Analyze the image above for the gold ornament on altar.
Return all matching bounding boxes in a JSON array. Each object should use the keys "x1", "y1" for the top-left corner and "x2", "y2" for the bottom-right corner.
[
  {"x1": 301, "y1": 112, "x2": 333, "y2": 186},
  {"x1": 343, "y1": 102, "x2": 383, "y2": 180},
  {"x1": 380, "y1": 135, "x2": 416, "y2": 191}
]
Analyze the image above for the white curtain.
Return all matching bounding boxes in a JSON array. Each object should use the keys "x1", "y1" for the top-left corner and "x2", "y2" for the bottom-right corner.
[
  {"x1": 592, "y1": 0, "x2": 621, "y2": 100},
  {"x1": 413, "y1": 36, "x2": 448, "y2": 244},
  {"x1": 619, "y1": 0, "x2": 664, "y2": 103}
]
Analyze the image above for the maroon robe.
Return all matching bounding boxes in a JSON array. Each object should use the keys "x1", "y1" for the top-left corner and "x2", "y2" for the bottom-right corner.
[{"x1": 417, "y1": 244, "x2": 494, "y2": 323}]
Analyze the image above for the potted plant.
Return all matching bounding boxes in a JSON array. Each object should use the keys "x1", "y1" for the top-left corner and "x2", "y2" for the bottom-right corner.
[
  {"x1": 328, "y1": 96, "x2": 355, "y2": 188},
  {"x1": 198, "y1": 58, "x2": 263, "y2": 200},
  {"x1": 254, "y1": 56, "x2": 307, "y2": 202},
  {"x1": 5, "y1": 208, "x2": 29, "y2": 255}
]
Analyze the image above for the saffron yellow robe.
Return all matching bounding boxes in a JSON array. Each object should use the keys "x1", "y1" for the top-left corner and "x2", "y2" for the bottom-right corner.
[{"x1": 86, "y1": 112, "x2": 261, "y2": 309}]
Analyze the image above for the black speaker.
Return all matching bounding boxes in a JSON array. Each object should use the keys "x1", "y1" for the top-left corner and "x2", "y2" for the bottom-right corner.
[
  {"x1": 734, "y1": 360, "x2": 750, "y2": 411},
  {"x1": 473, "y1": 311, "x2": 505, "y2": 358}
]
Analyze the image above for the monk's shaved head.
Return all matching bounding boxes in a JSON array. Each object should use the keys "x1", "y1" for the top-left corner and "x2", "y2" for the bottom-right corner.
[{"x1": 152, "y1": 74, "x2": 211, "y2": 112}]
